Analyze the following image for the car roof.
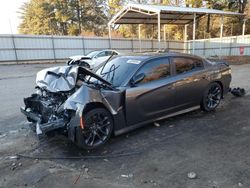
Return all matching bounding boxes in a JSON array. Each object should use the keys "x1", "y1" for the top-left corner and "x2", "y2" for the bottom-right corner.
[
  {"x1": 116, "y1": 52, "x2": 202, "y2": 64},
  {"x1": 92, "y1": 49, "x2": 117, "y2": 52}
]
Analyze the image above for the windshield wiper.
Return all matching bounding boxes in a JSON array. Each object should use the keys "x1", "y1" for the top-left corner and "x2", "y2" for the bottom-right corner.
[{"x1": 100, "y1": 52, "x2": 116, "y2": 75}]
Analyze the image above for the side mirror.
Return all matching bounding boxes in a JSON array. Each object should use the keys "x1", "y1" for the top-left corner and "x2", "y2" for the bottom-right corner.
[{"x1": 131, "y1": 73, "x2": 145, "y2": 86}]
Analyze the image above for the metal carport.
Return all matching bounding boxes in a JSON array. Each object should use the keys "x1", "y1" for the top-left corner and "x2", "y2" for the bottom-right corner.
[{"x1": 108, "y1": 3, "x2": 244, "y2": 53}]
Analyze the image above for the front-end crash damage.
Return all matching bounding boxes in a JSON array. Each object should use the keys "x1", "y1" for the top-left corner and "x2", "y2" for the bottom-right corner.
[
  {"x1": 65, "y1": 85, "x2": 125, "y2": 143},
  {"x1": 21, "y1": 65, "x2": 125, "y2": 138}
]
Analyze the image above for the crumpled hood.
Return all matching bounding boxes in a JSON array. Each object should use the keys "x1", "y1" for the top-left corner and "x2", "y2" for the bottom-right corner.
[{"x1": 36, "y1": 66, "x2": 78, "y2": 92}]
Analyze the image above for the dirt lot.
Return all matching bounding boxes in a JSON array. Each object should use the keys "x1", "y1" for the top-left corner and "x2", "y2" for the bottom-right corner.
[{"x1": 0, "y1": 63, "x2": 250, "y2": 188}]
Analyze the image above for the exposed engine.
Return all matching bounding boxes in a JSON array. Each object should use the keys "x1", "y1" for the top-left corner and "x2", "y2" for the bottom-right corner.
[{"x1": 24, "y1": 88, "x2": 71, "y2": 124}]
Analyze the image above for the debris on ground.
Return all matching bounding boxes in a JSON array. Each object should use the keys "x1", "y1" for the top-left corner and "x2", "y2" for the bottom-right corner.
[
  {"x1": 154, "y1": 122, "x2": 160, "y2": 127},
  {"x1": 238, "y1": 182, "x2": 243, "y2": 187},
  {"x1": 84, "y1": 168, "x2": 89, "y2": 173},
  {"x1": 169, "y1": 124, "x2": 175, "y2": 128},
  {"x1": 121, "y1": 174, "x2": 133, "y2": 178},
  {"x1": 101, "y1": 150, "x2": 108, "y2": 155},
  {"x1": 208, "y1": 180, "x2": 218, "y2": 188},
  {"x1": 150, "y1": 180, "x2": 157, "y2": 186},
  {"x1": 73, "y1": 172, "x2": 82, "y2": 185},
  {"x1": 9, "y1": 130, "x2": 19, "y2": 134},
  {"x1": 230, "y1": 87, "x2": 246, "y2": 97},
  {"x1": 187, "y1": 172, "x2": 197, "y2": 179},
  {"x1": 8, "y1": 155, "x2": 20, "y2": 160},
  {"x1": 81, "y1": 164, "x2": 89, "y2": 173},
  {"x1": 142, "y1": 179, "x2": 157, "y2": 186},
  {"x1": 10, "y1": 163, "x2": 17, "y2": 171},
  {"x1": 0, "y1": 133, "x2": 7, "y2": 138}
]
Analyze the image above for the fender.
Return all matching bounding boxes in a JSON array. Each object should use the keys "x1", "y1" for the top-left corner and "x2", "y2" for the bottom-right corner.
[{"x1": 65, "y1": 84, "x2": 127, "y2": 142}]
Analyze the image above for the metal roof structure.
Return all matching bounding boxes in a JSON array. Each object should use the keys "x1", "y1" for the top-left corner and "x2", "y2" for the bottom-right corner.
[
  {"x1": 109, "y1": 4, "x2": 243, "y2": 25},
  {"x1": 108, "y1": 3, "x2": 245, "y2": 55}
]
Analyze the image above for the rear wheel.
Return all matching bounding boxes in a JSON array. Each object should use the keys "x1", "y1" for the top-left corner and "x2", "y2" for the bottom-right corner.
[
  {"x1": 201, "y1": 82, "x2": 222, "y2": 112},
  {"x1": 75, "y1": 108, "x2": 113, "y2": 150}
]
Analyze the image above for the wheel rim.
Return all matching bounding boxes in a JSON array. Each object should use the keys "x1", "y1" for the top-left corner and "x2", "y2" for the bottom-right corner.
[
  {"x1": 82, "y1": 112, "x2": 111, "y2": 147},
  {"x1": 206, "y1": 84, "x2": 222, "y2": 109}
]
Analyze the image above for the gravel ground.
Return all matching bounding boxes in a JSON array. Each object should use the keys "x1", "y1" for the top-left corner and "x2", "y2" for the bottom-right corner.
[{"x1": 0, "y1": 63, "x2": 250, "y2": 188}]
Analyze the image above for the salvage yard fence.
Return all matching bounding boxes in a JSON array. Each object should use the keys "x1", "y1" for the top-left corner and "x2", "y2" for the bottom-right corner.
[{"x1": 0, "y1": 34, "x2": 250, "y2": 63}]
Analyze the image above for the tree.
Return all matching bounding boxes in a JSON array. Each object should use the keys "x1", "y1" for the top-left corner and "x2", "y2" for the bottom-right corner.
[
  {"x1": 19, "y1": 0, "x2": 108, "y2": 36},
  {"x1": 19, "y1": 0, "x2": 56, "y2": 35},
  {"x1": 228, "y1": 0, "x2": 248, "y2": 13}
]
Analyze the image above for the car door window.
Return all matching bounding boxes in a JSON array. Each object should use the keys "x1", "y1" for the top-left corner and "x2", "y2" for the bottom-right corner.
[
  {"x1": 173, "y1": 57, "x2": 203, "y2": 74},
  {"x1": 95, "y1": 51, "x2": 106, "y2": 58},
  {"x1": 135, "y1": 58, "x2": 171, "y2": 84}
]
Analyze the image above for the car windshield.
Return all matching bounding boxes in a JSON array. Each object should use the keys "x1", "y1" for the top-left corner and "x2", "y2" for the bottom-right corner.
[
  {"x1": 92, "y1": 56, "x2": 145, "y2": 87},
  {"x1": 86, "y1": 51, "x2": 100, "y2": 58}
]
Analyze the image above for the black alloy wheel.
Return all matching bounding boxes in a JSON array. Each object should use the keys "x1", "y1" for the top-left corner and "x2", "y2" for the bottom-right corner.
[
  {"x1": 201, "y1": 82, "x2": 222, "y2": 112},
  {"x1": 76, "y1": 108, "x2": 113, "y2": 149}
]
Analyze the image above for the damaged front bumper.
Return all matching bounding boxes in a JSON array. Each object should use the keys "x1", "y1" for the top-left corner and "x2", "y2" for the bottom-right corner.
[{"x1": 20, "y1": 107, "x2": 67, "y2": 135}]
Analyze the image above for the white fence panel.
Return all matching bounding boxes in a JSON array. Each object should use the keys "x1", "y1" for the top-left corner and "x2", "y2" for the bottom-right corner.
[
  {"x1": 53, "y1": 37, "x2": 83, "y2": 48},
  {"x1": 0, "y1": 50, "x2": 16, "y2": 61},
  {"x1": 84, "y1": 37, "x2": 110, "y2": 51},
  {"x1": 17, "y1": 49, "x2": 54, "y2": 60},
  {"x1": 191, "y1": 35, "x2": 250, "y2": 57},
  {"x1": 1, "y1": 34, "x2": 250, "y2": 63},
  {"x1": 14, "y1": 36, "x2": 52, "y2": 49},
  {"x1": 0, "y1": 36, "x2": 14, "y2": 49}
]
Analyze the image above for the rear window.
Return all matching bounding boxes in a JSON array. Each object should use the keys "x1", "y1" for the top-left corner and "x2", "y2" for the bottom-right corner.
[{"x1": 172, "y1": 57, "x2": 203, "y2": 74}]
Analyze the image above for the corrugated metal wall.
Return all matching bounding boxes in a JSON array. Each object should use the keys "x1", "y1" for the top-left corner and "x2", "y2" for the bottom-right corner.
[
  {"x1": 0, "y1": 34, "x2": 184, "y2": 63},
  {"x1": 0, "y1": 34, "x2": 249, "y2": 63},
  {"x1": 188, "y1": 35, "x2": 250, "y2": 57}
]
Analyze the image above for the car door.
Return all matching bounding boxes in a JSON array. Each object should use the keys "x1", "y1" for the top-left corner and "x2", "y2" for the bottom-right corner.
[
  {"x1": 170, "y1": 57, "x2": 210, "y2": 109},
  {"x1": 125, "y1": 57, "x2": 176, "y2": 126}
]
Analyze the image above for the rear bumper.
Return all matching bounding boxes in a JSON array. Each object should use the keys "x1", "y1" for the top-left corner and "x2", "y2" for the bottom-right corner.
[{"x1": 20, "y1": 107, "x2": 66, "y2": 135}]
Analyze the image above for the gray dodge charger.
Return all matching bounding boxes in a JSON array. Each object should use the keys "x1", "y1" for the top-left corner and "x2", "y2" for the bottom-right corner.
[{"x1": 21, "y1": 52, "x2": 231, "y2": 149}]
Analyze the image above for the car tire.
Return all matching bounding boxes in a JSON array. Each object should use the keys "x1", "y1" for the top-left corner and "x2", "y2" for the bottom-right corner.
[
  {"x1": 201, "y1": 82, "x2": 222, "y2": 112},
  {"x1": 75, "y1": 108, "x2": 113, "y2": 150}
]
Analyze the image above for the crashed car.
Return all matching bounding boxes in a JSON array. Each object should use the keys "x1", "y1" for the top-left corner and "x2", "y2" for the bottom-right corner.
[
  {"x1": 21, "y1": 53, "x2": 231, "y2": 149},
  {"x1": 67, "y1": 50, "x2": 119, "y2": 69}
]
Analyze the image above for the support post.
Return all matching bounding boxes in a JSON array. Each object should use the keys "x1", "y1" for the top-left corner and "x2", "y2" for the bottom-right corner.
[
  {"x1": 11, "y1": 35, "x2": 18, "y2": 63},
  {"x1": 131, "y1": 38, "x2": 134, "y2": 52},
  {"x1": 184, "y1": 24, "x2": 188, "y2": 41},
  {"x1": 51, "y1": 35, "x2": 56, "y2": 63},
  {"x1": 139, "y1": 24, "x2": 142, "y2": 52},
  {"x1": 219, "y1": 15, "x2": 224, "y2": 58},
  {"x1": 164, "y1": 24, "x2": 168, "y2": 49},
  {"x1": 82, "y1": 36, "x2": 85, "y2": 55},
  {"x1": 158, "y1": 12, "x2": 161, "y2": 50},
  {"x1": 192, "y1": 13, "x2": 196, "y2": 54},
  {"x1": 108, "y1": 24, "x2": 112, "y2": 49},
  {"x1": 242, "y1": 19, "x2": 246, "y2": 36},
  {"x1": 164, "y1": 24, "x2": 166, "y2": 41},
  {"x1": 184, "y1": 24, "x2": 188, "y2": 53}
]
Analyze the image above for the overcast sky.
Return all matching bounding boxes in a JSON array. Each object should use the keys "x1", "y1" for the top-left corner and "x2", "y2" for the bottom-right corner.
[{"x1": 0, "y1": 0, "x2": 29, "y2": 34}]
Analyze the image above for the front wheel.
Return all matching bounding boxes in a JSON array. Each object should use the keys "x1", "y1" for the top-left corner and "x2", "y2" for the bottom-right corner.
[
  {"x1": 75, "y1": 108, "x2": 113, "y2": 150},
  {"x1": 201, "y1": 82, "x2": 222, "y2": 112}
]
